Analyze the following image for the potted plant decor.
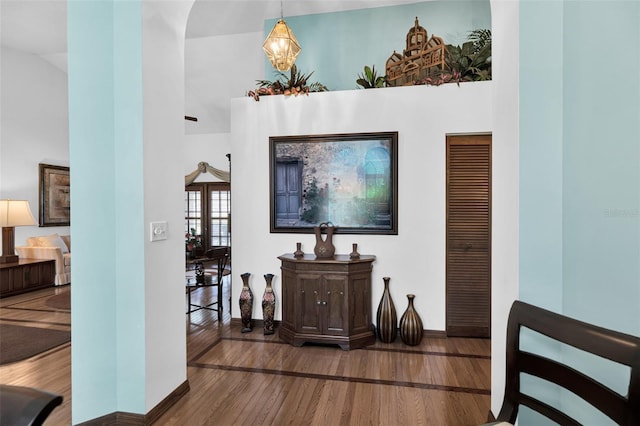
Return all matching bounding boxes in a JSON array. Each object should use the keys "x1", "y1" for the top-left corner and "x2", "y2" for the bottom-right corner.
[
  {"x1": 247, "y1": 65, "x2": 328, "y2": 101},
  {"x1": 185, "y1": 228, "x2": 202, "y2": 258},
  {"x1": 356, "y1": 65, "x2": 387, "y2": 89}
]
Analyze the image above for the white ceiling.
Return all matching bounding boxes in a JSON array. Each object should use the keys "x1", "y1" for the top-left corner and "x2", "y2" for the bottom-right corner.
[
  {"x1": 1, "y1": 0, "x2": 417, "y2": 61},
  {"x1": 1, "y1": 0, "x2": 418, "y2": 133}
]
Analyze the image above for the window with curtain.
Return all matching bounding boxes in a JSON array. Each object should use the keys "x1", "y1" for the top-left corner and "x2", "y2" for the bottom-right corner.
[{"x1": 185, "y1": 182, "x2": 230, "y2": 253}]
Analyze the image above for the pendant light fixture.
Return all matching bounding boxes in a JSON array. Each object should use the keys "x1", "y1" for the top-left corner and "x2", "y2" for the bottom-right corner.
[{"x1": 262, "y1": 1, "x2": 301, "y2": 72}]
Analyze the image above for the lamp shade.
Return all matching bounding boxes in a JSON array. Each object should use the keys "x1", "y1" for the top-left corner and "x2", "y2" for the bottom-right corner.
[
  {"x1": 262, "y1": 19, "x2": 301, "y2": 72},
  {"x1": 0, "y1": 200, "x2": 37, "y2": 227}
]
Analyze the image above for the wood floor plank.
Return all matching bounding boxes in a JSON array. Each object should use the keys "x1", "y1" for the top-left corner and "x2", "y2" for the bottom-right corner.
[{"x1": 0, "y1": 282, "x2": 492, "y2": 425}]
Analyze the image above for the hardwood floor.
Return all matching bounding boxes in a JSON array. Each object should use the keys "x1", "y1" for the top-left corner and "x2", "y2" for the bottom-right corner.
[{"x1": 0, "y1": 281, "x2": 492, "y2": 425}]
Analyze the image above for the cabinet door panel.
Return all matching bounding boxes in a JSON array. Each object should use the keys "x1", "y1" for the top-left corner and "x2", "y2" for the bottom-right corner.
[
  {"x1": 24, "y1": 265, "x2": 41, "y2": 286},
  {"x1": 297, "y1": 274, "x2": 322, "y2": 333},
  {"x1": 350, "y1": 275, "x2": 371, "y2": 333},
  {"x1": 0, "y1": 270, "x2": 12, "y2": 293},
  {"x1": 12, "y1": 268, "x2": 25, "y2": 289},
  {"x1": 281, "y1": 270, "x2": 297, "y2": 330},
  {"x1": 324, "y1": 275, "x2": 347, "y2": 334}
]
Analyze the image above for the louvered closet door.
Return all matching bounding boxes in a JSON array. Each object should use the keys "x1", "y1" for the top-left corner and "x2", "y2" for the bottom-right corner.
[{"x1": 446, "y1": 134, "x2": 491, "y2": 337}]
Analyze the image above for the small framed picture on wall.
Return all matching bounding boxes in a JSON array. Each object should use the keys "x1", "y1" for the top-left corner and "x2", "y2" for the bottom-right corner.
[{"x1": 39, "y1": 163, "x2": 70, "y2": 227}]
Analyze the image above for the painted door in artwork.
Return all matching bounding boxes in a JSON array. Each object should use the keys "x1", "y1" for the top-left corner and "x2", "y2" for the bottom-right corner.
[
  {"x1": 446, "y1": 134, "x2": 492, "y2": 338},
  {"x1": 275, "y1": 160, "x2": 302, "y2": 222}
]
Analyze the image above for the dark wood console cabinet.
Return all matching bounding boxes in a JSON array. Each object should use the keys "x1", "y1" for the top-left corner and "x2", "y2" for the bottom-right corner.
[
  {"x1": 0, "y1": 259, "x2": 55, "y2": 297},
  {"x1": 278, "y1": 253, "x2": 376, "y2": 350}
]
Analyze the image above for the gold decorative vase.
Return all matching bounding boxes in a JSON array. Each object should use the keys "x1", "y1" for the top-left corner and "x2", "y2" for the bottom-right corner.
[
  {"x1": 399, "y1": 294, "x2": 423, "y2": 346},
  {"x1": 376, "y1": 277, "x2": 397, "y2": 343}
]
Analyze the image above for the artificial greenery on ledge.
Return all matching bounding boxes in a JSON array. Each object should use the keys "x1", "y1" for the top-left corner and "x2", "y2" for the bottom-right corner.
[
  {"x1": 247, "y1": 29, "x2": 491, "y2": 98},
  {"x1": 415, "y1": 29, "x2": 492, "y2": 86},
  {"x1": 247, "y1": 65, "x2": 329, "y2": 101}
]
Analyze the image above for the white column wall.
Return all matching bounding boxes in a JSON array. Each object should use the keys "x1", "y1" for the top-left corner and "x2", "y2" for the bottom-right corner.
[
  {"x1": 230, "y1": 82, "x2": 494, "y2": 332},
  {"x1": 68, "y1": 1, "x2": 194, "y2": 421},
  {"x1": 142, "y1": 0, "x2": 194, "y2": 412},
  {"x1": 489, "y1": 0, "x2": 520, "y2": 415}
]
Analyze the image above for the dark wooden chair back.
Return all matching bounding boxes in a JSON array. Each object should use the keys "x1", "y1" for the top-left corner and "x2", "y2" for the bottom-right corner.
[
  {"x1": 0, "y1": 384, "x2": 63, "y2": 425},
  {"x1": 202, "y1": 246, "x2": 230, "y2": 280},
  {"x1": 494, "y1": 300, "x2": 640, "y2": 425},
  {"x1": 204, "y1": 246, "x2": 229, "y2": 261}
]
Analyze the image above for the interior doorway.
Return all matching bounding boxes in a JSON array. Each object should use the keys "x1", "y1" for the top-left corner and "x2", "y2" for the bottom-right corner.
[
  {"x1": 445, "y1": 134, "x2": 492, "y2": 338},
  {"x1": 185, "y1": 182, "x2": 231, "y2": 256}
]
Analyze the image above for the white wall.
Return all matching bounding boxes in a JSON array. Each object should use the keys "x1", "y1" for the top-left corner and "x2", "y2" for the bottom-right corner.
[
  {"x1": 141, "y1": 0, "x2": 195, "y2": 413},
  {"x1": 230, "y1": 82, "x2": 493, "y2": 330},
  {"x1": 489, "y1": 0, "x2": 519, "y2": 415},
  {"x1": 0, "y1": 46, "x2": 70, "y2": 242},
  {"x1": 184, "y1": 31, "x2": 265, "y2": 135}
]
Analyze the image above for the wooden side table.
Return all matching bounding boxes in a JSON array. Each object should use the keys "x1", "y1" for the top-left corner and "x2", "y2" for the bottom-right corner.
[
  {"x1": 0, "y1": 259, "x2": 56, "y2": 297},
  {"x1": 278, "y1": 253, "x2": 376, "y2": 350}
]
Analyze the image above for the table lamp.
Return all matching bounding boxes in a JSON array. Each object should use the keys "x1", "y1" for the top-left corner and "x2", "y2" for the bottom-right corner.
[{"x1": 0, "y1": 200, "x2": 37, "y2": 264}]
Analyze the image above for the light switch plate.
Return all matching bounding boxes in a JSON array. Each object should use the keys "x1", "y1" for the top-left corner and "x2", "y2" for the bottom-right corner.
[{"x1": 150, "y1": 221, "x2": 167, "y2": 242}]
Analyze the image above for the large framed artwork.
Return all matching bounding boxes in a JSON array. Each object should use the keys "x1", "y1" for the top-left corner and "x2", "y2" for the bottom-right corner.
[
  {"x1": 39, "y1": 163, "x2": 70, "y2": 227},
  {"x1": 270, "y1": 132, "x2": 398, "y2": 234}
]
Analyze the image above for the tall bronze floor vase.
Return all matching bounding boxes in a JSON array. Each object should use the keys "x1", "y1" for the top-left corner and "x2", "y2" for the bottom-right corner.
[
  {"x1": 399, "y1": 294, "x2": 423, "y2": 346},
  {"x1": 262, "y1": 273, "x2": 276, "y2": 335},
  {"x1": 239, "y1": 272, "x2": 253, "y2": 333},
  {"x1": 376, "y1": 277, "x2": 397, "y2": 343}
]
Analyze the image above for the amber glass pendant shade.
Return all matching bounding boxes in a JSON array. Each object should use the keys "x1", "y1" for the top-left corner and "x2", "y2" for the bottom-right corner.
[{"x1": 262, "y1": 19, "x2": 301, "y2": 72}]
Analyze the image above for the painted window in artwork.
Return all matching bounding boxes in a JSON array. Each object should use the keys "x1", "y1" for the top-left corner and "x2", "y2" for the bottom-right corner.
[{"x1": 365, "y1": 147, "x2": 391, "y2": 225}]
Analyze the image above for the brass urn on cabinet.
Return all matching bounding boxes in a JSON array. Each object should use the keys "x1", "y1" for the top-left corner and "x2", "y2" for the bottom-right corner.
[{"x1": 313, "y1": 222, "x2": 336, "y2": 259}]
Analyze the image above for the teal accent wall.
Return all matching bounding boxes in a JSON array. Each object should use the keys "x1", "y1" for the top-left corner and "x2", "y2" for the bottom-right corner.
[
  {"x1": 519, "y1": 0, "x2": 564, "y2": 311},
  {"x1": 264, "y1": 1, "x2": 491, "y2": 91},
  {"x1": 113, "y1": 0, "x2": 146, "y2": 413},
  {"x1": 68, "y1": 0, "x2": 146, "y2": 421},
  {"x1": 562, "y1": 0, "x2": 639, "y2": 337},
  {"x1": 519, "y1": 2, "x2": 565, "y2": 423},
  {"x1": 519, "y1": 0, "x2": 640, "y2": 424}
]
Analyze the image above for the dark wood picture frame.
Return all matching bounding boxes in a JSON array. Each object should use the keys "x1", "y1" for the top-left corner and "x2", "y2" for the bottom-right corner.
[
  {"x1": 39, "y1": 163, "x2": 70, "y2": 227},
  {"x1": 270, "y1": 132, "x2": 398, "y2": 235}
]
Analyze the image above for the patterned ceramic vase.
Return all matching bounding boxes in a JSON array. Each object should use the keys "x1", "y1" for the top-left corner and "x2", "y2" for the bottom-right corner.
[
  {"x1": 261, "y1": 273, "x2": 276, "y2": 335},
  {"x1": 399, "y1": 294, "x2": 423, "y2": 346},
  {"x1": 239, "y1": 272, "x2": 253, "y2": 333},
  {"x1": 376, "y1": 277, "x2": 397, "y2": 343}
]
